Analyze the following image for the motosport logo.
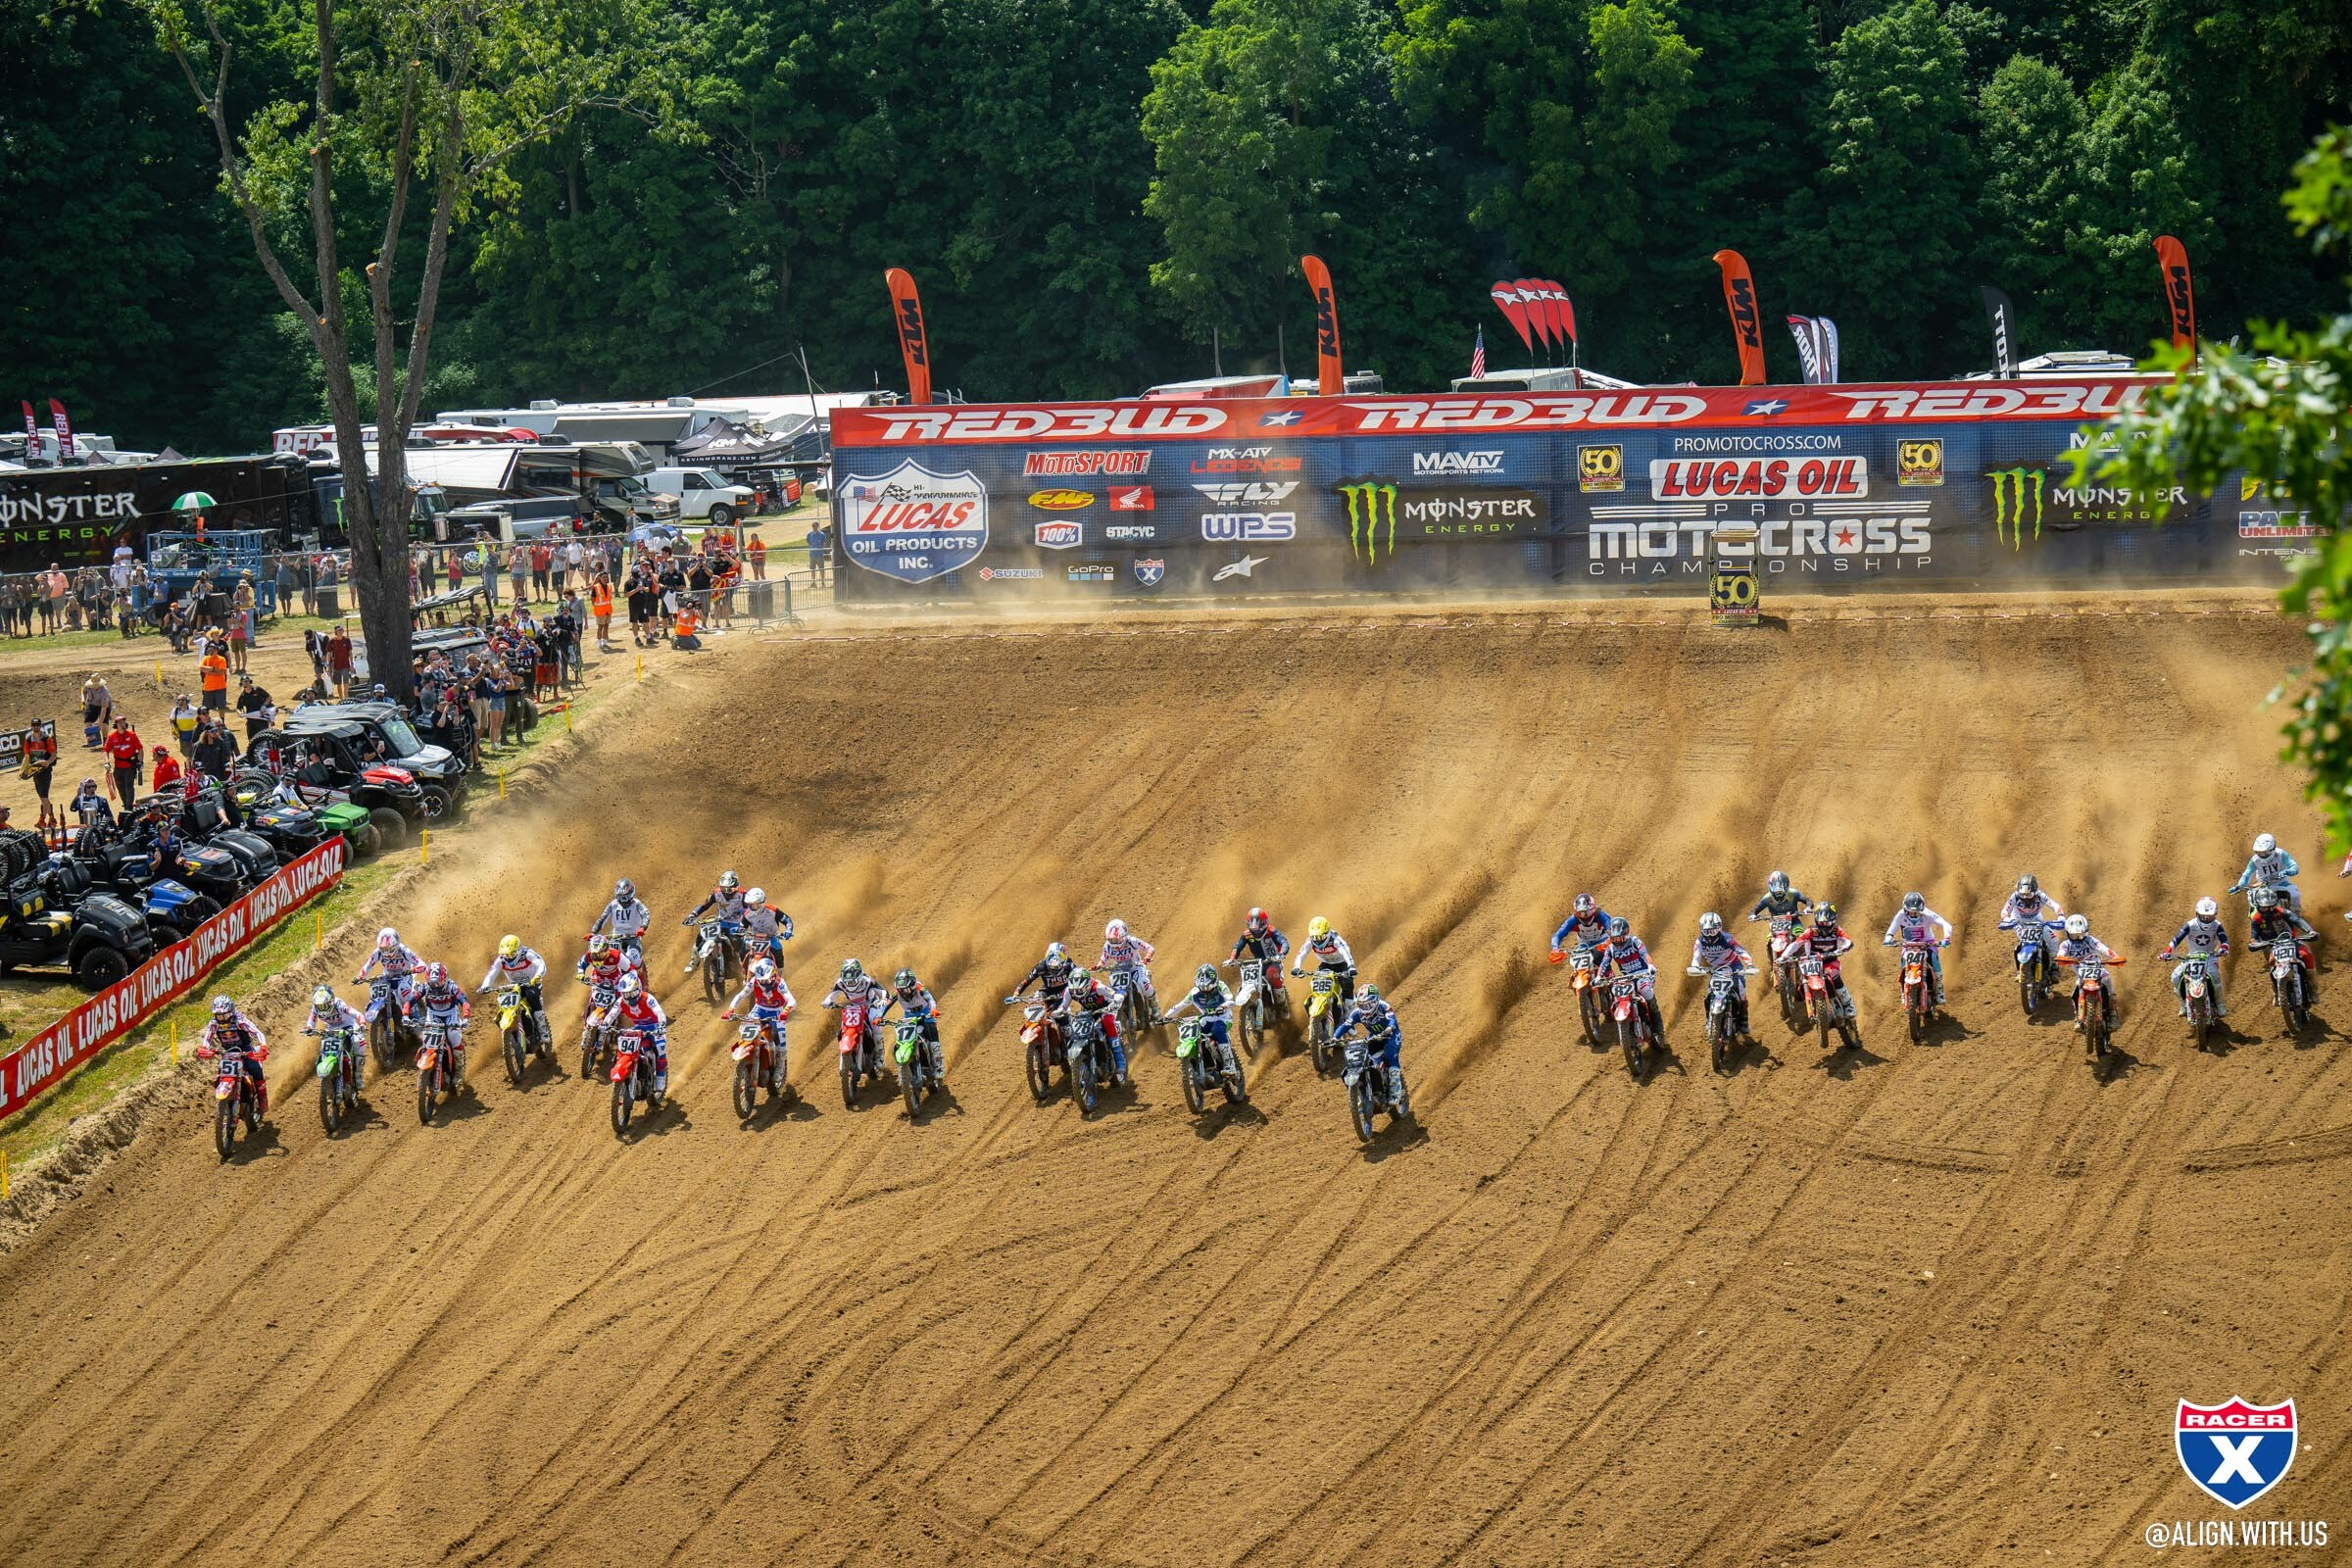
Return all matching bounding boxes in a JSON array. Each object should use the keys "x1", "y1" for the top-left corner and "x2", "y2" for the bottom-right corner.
[
  {"x1": 1412, "y1": 451, "x2": 1503, "y2": 476},
  {"x1": 1987, "y1": 467, "x2": 2045, "y2": 547},
  {"x1": 1897, "y1": 438, "x2": 1944, "y2": 487},
  {"x1": 1192, "y1": 481, "x2": 1298, "y2": 505},
  {"x1": 1027, "y1": 490, "x2": 1091, "y2": 511},
  {"x1": 1024, "y1": 450, "x2": 1150, "y2": 476},
  {"x1": 1200, "y1": 513, "x2": 1296, "y2": 543},
  {"x1": 1336, "y1": 482, "x2": 1397, "y2": 563},
  {"x1": 1578, "y1": 445, "x2": 1624, "y2": 493}
]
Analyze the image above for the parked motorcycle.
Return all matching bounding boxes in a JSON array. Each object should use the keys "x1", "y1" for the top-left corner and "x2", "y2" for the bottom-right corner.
[
  {"x1": 1341, "y1": 1029, "x2": 1409, "y2": 1143},
  {"x1": 1304, "y1": 968, "x2": 1345, "y2": 1073},
  {"x1": 1797, "y1": 954, "x2": 1861, "y2": 1054},
  {"x1": 309, "y1": 1025, "x2": 362, "y2": 1135},
  {"x1": 835, "y1": 995, "x2": 887, "y2": 1109},
  {"x1": 609, "y1": 1028, "x2": 663, "y2": 1138},
  {"x1": 730, "y1": 1016, "x2": 788, "y2": 1118},
  {"x1": 1006, "y1": 993, "x2": 1064, "y2": 1103},
  {"x1": 195, "y1": 1042, "x2": 267, "y2": 1161},
  {"x1": 1174, "y1": 1015, "x2": 1247, "y2": 1112},
  {"x1": 414, "y1": 1020, "x2": 462, "y2": 1125},
  {"x1": 2267, "y1": 935, "x2": 2314, "y2": 1036},
  {"x1": 2009, "y1": 918, "x2": 2053, "y2": 1014},
  {"x1": 894, "y1": 1017, "x2": 944, "y2": 1117}
]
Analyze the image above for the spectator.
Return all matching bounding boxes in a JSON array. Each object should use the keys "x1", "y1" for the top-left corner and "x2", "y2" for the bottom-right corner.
[
  {"x1": 275, "y1": 555, "x2": 299, "y2": 619},
  {"x1": 672, "y1": 601, "x2": 703, "y2": 651},
  {"x1": 805, "y1": 520, "x2": 829, "y2": 585},
  {"x1": 40, "y1": 563, "x2": 67, "y2": 632},
  {"x1": 170, "y1": 694, "x2": 201, "y2": 757},
  {"x1": 327, "y1": 626, "x2": 354, "y2": 698},
  {"x1": 103, "y1": 716, "x2": 143, "y2": 805},
  {"x1": 198, "y1": 644, "x2": 229, "y2": 711},
  {"x1": 589, "y1": 575, "x2": 614, "y2": 651},
  {"x1": 530, "y1": 540, "x2": 552, "y2": 599},
  {"x1": 509, "y1": 540, "x2": 529, "y2": 606},
  {"x1": 71, "y1": 777, "x2": 114, "y2": 834},
  {"x1": 191, "y1": 716, "x2": 236, "y2": 781},
  {"x1": 564, "y1": 536, "x2": 584, "y2": 593},
  {"x1": 304, "y1": 627, "x2": 326, "y2": 686},
  {"x1": 228, "y1": 574, "x2": 255, "y2": 671},
  {"x1": 746, "y1": 531, "x2": 767, "y2": 580},
  {"x1": 625, "y1": 568, "x2": 656, "y2": 647},
  {"x1": 128, "y1": 563, "x2": 151, "y2": 622},
  {"x1": 447, "y1": 549, "x2": 466, "y2": 596},
  {"x1": 150, "y1": 745, "x2": 182, "y2": 796},
  {"x1": 236, "y1": 673, "x2": 275, "y2": 740},
  {"x1": 658, "y1": 554, "x2": 686, "y2": 635},
  {"x1": 19, "y1": 718, "x2": 58, "y2": 831},
  {"x1": 317, "y1": 551, "x2": 339, "y2": 610},
  {"x1": 687, "y1": 556, "x2": 713, "y2": 620},
  {"x1": 79, "y1": 673, "x2": 113, "y2": 748}
]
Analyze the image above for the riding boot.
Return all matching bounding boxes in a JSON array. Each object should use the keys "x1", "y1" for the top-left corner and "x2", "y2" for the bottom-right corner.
[{"x1": 1735, "y1": 997, "x2": 1751, "y2": 1038}]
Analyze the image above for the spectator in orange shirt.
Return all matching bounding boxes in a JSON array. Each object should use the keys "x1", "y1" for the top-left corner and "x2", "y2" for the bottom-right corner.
[
  {"x1": 589, "y1": 577, "x2": 614, "y2": 650},
  {"x1": 673, "y1": 603, "x2": 703, "y2": 651},
  {"x1": 745, "y1": 533, "x2": 767, "y2": 580},
  {"x1": 199, "y1": 647, "x2": 230, "y2": 710}
]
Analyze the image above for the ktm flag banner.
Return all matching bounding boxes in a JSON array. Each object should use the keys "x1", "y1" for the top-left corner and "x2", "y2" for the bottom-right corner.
[
  {"x1": 0, "y1": 838, "x2": 347, "y2": 1121},
  {"x1": 2155, "y1": 235, "x2": 2197, "y2": 354},
  {"x1": 1712, "y1": 250, "x2": 1768, "y2": 386},
  {"x1": 1299, "y1": 255, "x2": 1344, "y2": 395},
  {"x1": 884, "y1": 268, "x2": 934, "y2": 406},
  {"x1": 829, "y1": 375, "x2": 2294, "y2": 603}
]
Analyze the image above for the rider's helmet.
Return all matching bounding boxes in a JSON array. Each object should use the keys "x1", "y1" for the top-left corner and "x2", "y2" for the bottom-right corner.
[
  {"x1": 1358, "y1": 982, "x2": 1381, "y2": 1004},
  {"x1": 840, "y1": 958, "x2": 863, "y2": 984},
  {"x1": 2195, "y1": 897, "x2": 2219, "y2": 920},
  {"x1": 211, "y1": 994, "x2": 235, "y2": 1018},
  {"x1": 1698, "y1": 911, "x2": 1722, "y2": 936},
  {"x1": 746, "y1": 886, "x2": 765, "y2": 906},
  {"x1": 1606, "y1": 916, "x2": 1630, "y2": 941},
  {"x1": 2017, "y1": 874, "x2": 2038, "y2": 896},
  {"x1": 1246, "y1": 906, "x2": 1269, "y2": 933},
  {"x1": 1902, "y1": 891, "x2": 1925, "y2": 914},
  {"x1": 1105, "y1": 918, "x2": 1127, "y2": 942},
  {"x1": 1574, "y1": 892, "x2": 1596, "y2": 915},
  {"x1": 1071, "y1": 966, "x2": 1093, "y2": 988},
  {"x1": 588, "y1": 934, "x2": 609, "y2": 957},
  {"x1": 1196, "y1": 963, "x2": 1217, "y2": 987},
  {"x1": 499, "y1": 934, "x2": 520, "y2": 959},
  {"x1": 424, "y1": 962, "x2": 449, "y2": 986},
  {"x1": 2252, "y1": 886, "x2": 2278, "y2": 911},
  {"x1": 750, "y1": 958, "x2": 775, "y2": 982},
  {"x1": 1308, "y1": 915, "x2": 1331, "y2": 942},
  {"x1": 2254, "y1": 832, "x2": 2278, "y2": 856},
  {"x1": 1766, "y1": 870, "x2": 1789, "y2": 895},
  {"x1": 1814, "y1": 903, "x2": 1838, "y2": 930},
  {"x1": 617, "y1": 972, "x2": 642, "y2": 998},
  {"x1": 1046, "y1": 941, "x2": 1067, "y2": 963},
  {"x1": 894, "y1": 967, "x2": 917, "y2": 994},
  {"x1": 718, "y1": 870, "x2": 739, "y2": 892},
  {"x1": 614, "y1": 878, "x2": 635, "y2": 902},
  {"x1": 377, "y1": 927, "x2": 400, "y2": 950},
  {"x1": 2064, "y1": 914, "x2": 2088, "y2": 938},
  {"x1": 313, "y1": 984, "x2": 334, "y2": 1008}
]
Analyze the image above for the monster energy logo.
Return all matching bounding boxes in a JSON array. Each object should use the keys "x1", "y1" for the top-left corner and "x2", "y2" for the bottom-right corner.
[
  {"x1": 1337, "y1": 481, "x2": 1397, "y2": 562},
  {"x1": 1987, "y1": 466, "x2": 2044, "y2": 547}
]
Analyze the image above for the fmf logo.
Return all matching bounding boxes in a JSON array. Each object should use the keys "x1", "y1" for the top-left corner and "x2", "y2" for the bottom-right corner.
[
  {"x1": 1897, "y1": 439, "x2": 1944, "y2": 487},
  {"x1": 1192, "y1": 481, "x2": 1298, "y2": 505},
  {"x1": 1024, "y1": 450, "x2": 1150, "y2": 477},
  {"x1": 1650, "y1": 458, "x2": 1867, "y2": 501},
  {"x1": 1726, "y1": 276, "x2": 1762, "y2": 348},
  {"x1": 1034, "y1": 520, "x2": 1082, "y2": 549},
  {"x1": 1108, "y1": 485, "x2": 1154, "y2": 511},
  {"x1": 1336, "y1": 482, "x2": 1396, "y2": 564},
  {"x1": 1412, "y1": 451, "x2": 1503, "y2": 476},
  {"x1": 1987, "y1": 467, "x2": 2045, "y2": 547},
  {"x1": 1200, "y1": 513, "x2": 1296, "y2": 542},
  {"x1": 1578, "y1": 445, "x2": 1625, "y2": 493},
  {"x1": 1028, "y1": 490, "x2": 1091, "y2": 511},
  {"x1": 2177, "y1": 1398, "x2": 2295, "y2": 1510}
]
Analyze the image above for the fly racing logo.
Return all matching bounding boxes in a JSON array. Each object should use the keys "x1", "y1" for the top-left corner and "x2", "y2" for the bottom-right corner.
[
  {"x1": 1336, "y1": 481, "x2": 1398, "y2": 563},
  {"x1": 1411, "y1": 451, "x2": 1503, "y2": 476},
  {"x1": 1191, "y1": 481, "x2": 1298, "y2": 506},
  {"x1": 1987, "y1": 467, "x2": 2045, "y2": 547}
]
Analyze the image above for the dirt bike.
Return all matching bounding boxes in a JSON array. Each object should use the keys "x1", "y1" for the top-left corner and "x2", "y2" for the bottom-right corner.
[
  {"x1": 2176, "y1": 950, "x2": 2221, "y2": 1049},
  {"x1": 196, "y1": 1042, "x2": 267, "y2": 1161},
  {"x1": 2058, "y1": 955, "x2": 2121, "y2": 1076},
  {"x1": 1174, "y1": 1015, "x2": 1247, "y2": 1112},
  {"x1": 1228, "y1": 959, "x2": 1273, "y2": 1057},
  {"x1": 310, "y1": 1025, "x2": 361, "y2": 1135},
  {"x1": 1608, "y1": 974, "x2": 1659, "y2": 1083},
  {"x1": 1007, "y1": 993, "x2": 1065, "y2": 1103},
  {"x1": 688, "y1": 918, "x2": 743, "y2": 1006},
  {"x1": 2266, "y1": 935, "x2": 2314, "y2": 1036},
  {"x1": 894, "y1": 1016, "x2": 944, "y2": 1117},
  {"x1": 414, "y1": 1020, "x2": 462, "y2": 1125},
  {"x1": 1796, "y1": 954, "x2": 1861, "y2": 1054},
  {"x1": 610, "y1": 1027, "x2": 663, "y2": 1138},
  {"x1": 1690, "y1": 964, "x2": 1754, "y2": 1075},
  {"x1": 365, "y1": 973, "x2": 415, "y2": 1072},
  {"x1": 495, "y1": 984, "x2": 547, "y2": 1086},
  {"x1": 1304, "y1": 968, "x2": 1345, "y2": 1073},
  {"x1": 729, "y1": 1014, "x2": 789, "y2": 1118},
  {"x1": 1109, "y1": 967, "x2": 1156, "y2": 1033},
  {"x1": 1898, "y1": 942, "x2": 1938, "y2": 1044},
  {"x1": 579, "y1": 981, "x2": 618, "y2": 1080},
  {"x1": 1062, "y1": 1006, "x2": 1120, "y2": 1116},
  {"x1": 1569, "y1": 945, "x2": 1606, "y2": 1048},
  {"x1": 2009, "y1": 919, "x2": 2053, "y2": 1014},
  {"x1": 835, "y1": 995, "x2": 887, "y2": 1109},
  {"x1": 1340, "y1": 1027, "x2": 1409, "y2": 1143},
  {"x1": 1763, "y1": 912, "x2": 1805, "y2": 1031}
]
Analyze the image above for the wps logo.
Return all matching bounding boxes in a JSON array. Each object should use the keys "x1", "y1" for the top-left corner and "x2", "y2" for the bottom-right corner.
[
  {"x1": 1336, "y1": 481, "x2": 1397, "y2": 563},
  {"x1": 1028, "y1": 490, "x2": 1091, "y2": 511},
  {"x1": 2178, "y1": 1398, "x2": 2295, "y2": 1510},
  {"x1": 1987, "y1": 467, "x2": 2044, "y2": 547},
  {"x1": 1897, "y1": 439, "x2": 1944, "y2": 487},
  {"x1": 1578, "y1": 445, "x2": 1624, "y2": 493},
  {"x1": 1200, "y1": 513, "x2": 1295, "y2": 542}
]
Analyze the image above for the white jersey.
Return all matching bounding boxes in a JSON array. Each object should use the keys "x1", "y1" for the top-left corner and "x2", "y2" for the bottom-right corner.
[{"x1": 1883, "y1": 907, "x2": 1953, "y2": 947}]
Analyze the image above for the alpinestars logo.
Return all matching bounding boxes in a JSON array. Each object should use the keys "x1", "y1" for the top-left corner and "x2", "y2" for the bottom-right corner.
[
  {"x1": 1988, "y1": 467, "x2": 2045, "y2": 547},
  {"x1": 1412, "y1": 451, "x2": 1503, "y2": 476},
  {"x1": 1337, "y1": 481, "x2": 1397, "y2": 563}
]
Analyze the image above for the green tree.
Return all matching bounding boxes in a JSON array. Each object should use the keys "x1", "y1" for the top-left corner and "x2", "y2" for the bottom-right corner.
[
  {"x1": 1972, "y1": 54, "x2": 2087, "y2": 352},
  {"x1": 2068, "y1": 52, "x2": 2214, "y2": 353}
]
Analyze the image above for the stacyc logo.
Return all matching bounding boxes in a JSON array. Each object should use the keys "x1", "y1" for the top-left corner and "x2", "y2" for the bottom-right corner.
[{"x1": 1200, "y1": 513, "x2": 1296, "y2": 542}]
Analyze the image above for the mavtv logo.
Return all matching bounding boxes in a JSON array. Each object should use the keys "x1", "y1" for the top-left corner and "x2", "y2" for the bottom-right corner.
[{"x1": 1412, "y1": 451, "x2": 1502, "y2": 476}]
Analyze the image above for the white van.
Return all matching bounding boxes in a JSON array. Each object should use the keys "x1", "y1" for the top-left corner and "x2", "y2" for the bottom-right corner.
[{"x1": 646, "y1": 466, "x2": 757, "y2": 525}]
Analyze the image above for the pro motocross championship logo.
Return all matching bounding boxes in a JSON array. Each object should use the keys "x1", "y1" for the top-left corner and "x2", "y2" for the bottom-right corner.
[
  {"x1": 1338, "y1": 481, "x2": 1397, "y2": 562},
  {"x1": 1987, "y1": 466, "x2": 2045, "y2": 547}
]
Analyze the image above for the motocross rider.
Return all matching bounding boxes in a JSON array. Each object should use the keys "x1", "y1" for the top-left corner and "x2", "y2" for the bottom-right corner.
[
  {"x1": 681, "y1": 870, "x2": 749, "y2": 973},
  {"x1": 1228, "y1": 908, "x2": 1291, "y2": 1007},
  {"x1": 1997, "y1": 876, "x2": 2066, "y2": 974},
  {"x1": 2052, "y1": 914, "x2": 2127, "y2": 1028},
  {"x1": 1594, "y1": 916, "x2": 1666, "y2": 1041},
  {"x1": 722, "y1": 958, "x2": 798, "y2": 1089},
  {"x1": 1064, "y1": 965, "x2": 1131, "y2": 1087},
  {"x1": 354, "y1": 926, "x2": 424, "y2": 1020},
  {"x1": 302, "y1": 984, "x2": 367, "y2": 1090},
  {"x1": 1548, "y1": 893, "x2": 1613, "y2": 962},
  {"x1": 577, "y1": 933, "x2": 639, "y2": 991},
  {"x1": 1687, "y1": 912, "x2": 1756, "y2": 1040},
  {"x1": 606, "y1": 972, "x2": 670, "y2": 1095},
  {"x1": 415, "y1": 962, "x2": 472, "y2": 1086},
  {"x1": 592, "y1": 878, "x2": 653, "y2": 961},
  {"x1": 477, "y1": 934, "x2": 550, "y2": 1045},
  {"x1": 878, "y1": 967, "x2": 946, "y2": 1086},
  {"x1": 198, "y1": 994, "x2": 269, "y2": 1115},
  {"x1": 1784, "y1": 904, "x2": 1857, "y2": 1022},
  {"x1": 742, "y1": 887, "x2": 793, "y2": 969},
  {"x1": 1098, "y1": 919, "x2": 1157, "y2": 1016},
  {"x1": 1334, "y1": 982, "x2": 1406, "y2": 1111},
  {"x1": 1882, "y1": 892, "x2": 1954, "y2": 1006},
  {"x1": 2247, "y1": 887, "x2": 2321, "y2": 1004},
  {"x1": 823, "y1": 959, "x2": 890, "y2": 1068},
  {"x1": 2160, "y1": 897, "x2": 2231, "y2": 1017},
  {"x1": 2229, "y1": 833, "x2": 2303, "y2": 913},
  {"x1": 1291, "y1": 916, "x2": 1358, "y2": 1004},
  {"x1": 1160, "y1": 963, "x2": 1236, "y2": 1064},
  {"x1": 1018, "y1": 942, "x2": 1078, "y2": 1013},
  {"x1": 1744, "y1": 872, "x2": 1815, "y2": 989}
]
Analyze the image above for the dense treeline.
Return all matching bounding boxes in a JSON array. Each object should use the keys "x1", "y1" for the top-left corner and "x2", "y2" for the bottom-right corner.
[{"x1": 5, "y1": 0, "x2": 2348, "y2": 453}]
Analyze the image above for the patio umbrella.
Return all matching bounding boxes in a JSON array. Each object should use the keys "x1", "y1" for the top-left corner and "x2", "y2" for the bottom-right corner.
[{"x1": 171, "y1": 491, "x2": 216, "y2": 512}]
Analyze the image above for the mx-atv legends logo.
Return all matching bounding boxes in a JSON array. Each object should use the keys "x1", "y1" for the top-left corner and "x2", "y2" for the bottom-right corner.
[{"x1": 1335, "y1": 480, "x2": 1548, "y2": 563}]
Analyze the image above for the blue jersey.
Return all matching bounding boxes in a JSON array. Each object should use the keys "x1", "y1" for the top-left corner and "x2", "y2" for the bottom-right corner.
[
  {"x1": 1550, "y1": 908, "x2": 1612, "y2": 951},
  {"x1": 1597, "y1": 936, "x2": 1653, "y2": 979},
  {"x1": 1340, "y1": 998, "x2": 1398, "y2": 1041}
]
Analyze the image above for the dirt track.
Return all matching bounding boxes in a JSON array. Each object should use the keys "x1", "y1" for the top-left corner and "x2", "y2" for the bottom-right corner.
[{"x1": 1, "y1": 593, "x2": 2347, "y2": 1567}]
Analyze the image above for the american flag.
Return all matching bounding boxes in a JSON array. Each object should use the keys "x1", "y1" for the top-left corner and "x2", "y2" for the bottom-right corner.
[{"x1": 1470, "y1": 325, "x2": 1486, "y2": 380}]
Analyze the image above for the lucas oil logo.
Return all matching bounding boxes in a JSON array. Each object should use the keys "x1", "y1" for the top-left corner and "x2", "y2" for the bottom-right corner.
[
  {"x1": 1897, "y1": 438, "x2": 1944, "y2": 487},
  {"x1": 840, "y1": 461, "x2": 987, "y2": 584},
  {"x1": 1578, "y1": 444, "x2": 1624, "y2": 493},
  {"x1": 2177, "y1": 1398, "x2": 2295, "y2": 1510}
]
